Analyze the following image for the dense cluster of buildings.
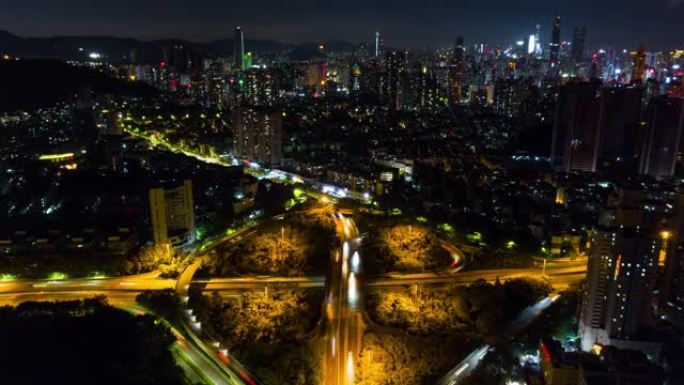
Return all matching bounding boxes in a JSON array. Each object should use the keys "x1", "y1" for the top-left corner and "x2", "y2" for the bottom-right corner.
[
  {"x1": 550, "y1": 83, "x2": 683, "y2": 177},
  {"x1": 2, "y1": 16, "x2": 684, "y2": 383}
]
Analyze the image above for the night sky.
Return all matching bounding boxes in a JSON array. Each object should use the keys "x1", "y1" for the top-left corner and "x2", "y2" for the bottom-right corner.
[{"x1": 2, "y1": 0, "x2": 683, "y2": 49}]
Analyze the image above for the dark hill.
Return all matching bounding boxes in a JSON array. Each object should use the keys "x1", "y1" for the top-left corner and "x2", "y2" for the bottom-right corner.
[
  {"x1": 0, "y1": 30, "x2": 362, "y2": 63},
  {"x1": 0, "y1": 59, "x2": 156, "y2": 112}
]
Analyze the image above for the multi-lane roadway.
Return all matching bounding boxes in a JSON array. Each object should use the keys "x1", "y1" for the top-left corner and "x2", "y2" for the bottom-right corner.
[
  {"x1": 323, "y1": 214, "x2": 364, "y2": 385},
  {"x1": 0, "y1": 262, "x2": 586, "y2": 302},
  {"x1": 436, "y1": 294, "x2": 561, "y2": 385}
]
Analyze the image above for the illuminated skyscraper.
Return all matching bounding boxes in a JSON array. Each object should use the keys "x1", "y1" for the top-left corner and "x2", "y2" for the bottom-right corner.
[
  {"x1": 550, "y1": 81, "x2": 602, "y2": 172},
  {"x1": 385, "y1": 51, "x2": 406, "y2": 110},
  {"x1": 416, "y1": 64, "x2": 438, "y2": 110},
  {"x1": 448, "y1": 36, "x2": 465, "y2": 106},
  {"x1": 639, "y1": 96, "x2": 684, "y2": 179},
  {"x1": 149, "y1": 180, "x2": 195, "y2": 247},
  {"x1": 580, "y1": 188, "x2": 661, "y2": 355},
  {"x1": 528, "y1": 34, "x2": 536, "y2": 55},
  {"x1": 375, "y1": 30, "x2": 383, "y2": 59},
  {"x1": 632, "y1": 44, "x2": 646, "y2": 85},
  {"x1": 493, "y1": 78, "x2": 536, "y2": 117},
  {"x1": 660, "y1": 191, "x2": 684, "y2": 315},
  {"x1": 241, "y1": 67, "x2": 275, "y2": 106},
  {"x1": 359, "y1": 60, "x2": 382, "y2": 100},
  {"x1": 234, "y1": 26, "x2": 245, "y2": 71},
  {"x1": 233, "y1": 107, "x2": 283, "y2": 166},
  {"x1": 548, "y1": 16, "x2": 561, "y2": 77},
  {"x1": 350, "y1": 62, "x2": 361, "y2": 93}
]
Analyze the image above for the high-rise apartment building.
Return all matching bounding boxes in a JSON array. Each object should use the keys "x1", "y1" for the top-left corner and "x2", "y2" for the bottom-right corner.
[
  {"x1": 232, "y1": 107, "x2": 283, "y2": 167},
  {"x1": 448, "y1": 36, "x2": 465, "y2": 106},
  {"x1": 639, "y1": 96, "x2": 684, "y2": 179},
  {"x1": 631, "y1": 44, "x2": 646, "y2": 85},
  {"x1": 493, "y1": 78, "x2": 536, "y2": 117},
  {"x1": 385, "y1": 51, "x2": 407, "y2": 110},
  {"x1": 414, "y1": 64, "x2": 439, "y2": 110},
  {"x1": 548, "y1": 16, "x2": 561, "y2": 77},
  {"x1": 580, "y1": 188, "x2": 662, "y2": 358},
  {"x1": 571, "y1": 27, "x2": 586, "y2": 64},
  {"x1": 550, "y1": 81, "x2": 602, "y2": 172},
  {"x1": 551, "y1": 82, "x2": 645, "y2": 173},
  {"x1": 149, "y1": 179, "x2": 195, "y2": 247},
  {"x1": 598, "y1": 87, "x2": 643, "y2": 166},
  {"x1": 660, "y1": 192, "x2": 684, "y2": 306}
]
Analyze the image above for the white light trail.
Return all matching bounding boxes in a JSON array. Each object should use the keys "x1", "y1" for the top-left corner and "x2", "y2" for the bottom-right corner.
[
  {"x1": 351, "y1": 251, "x2": 360, "y2": 272},
  {"x1": 454, "y1": 363, "x2": 469, "y2": 376},
  {"x1": 343, "y1": 242, "x2": 349, "y2": 261},
  {"x1": 348, "y1": 273, "x2": 358, "y2": 306},
  {"x1": 346, "y1": 352, "x2": 354, "y2": 383}
]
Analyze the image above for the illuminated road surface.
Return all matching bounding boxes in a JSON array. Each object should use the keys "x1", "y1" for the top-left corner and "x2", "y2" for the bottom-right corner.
[
  {"x1": 437, "y1": 345, "x2": 491, "y2": 385},
  {"x1": 201, "y1": 263, "x2": 585, "y2": 292},
  {"x1": 177, "y1": 261, "x2": 255, "y2": 385},
  {"x1": 169, "y1": 322, "x2": 245, "y2": 385},
  {"x1": 0, "y1": 263, "x2": 585, "y2": 299},
  {"x1": 0, "y1": 272, "x2": 175, "y2": 296},
  {"x1": 324, "y1": 215, "x2": 363, "y2": 385},
  {"x1": 126, "y1": 127, "x2": 370, "y2": 202},
  {"x1": 502, "y1": 294, "x2": 561, "y2": 335},
  {"x1": 436, "y1": 295, "x2": 560, "y2": 385}
]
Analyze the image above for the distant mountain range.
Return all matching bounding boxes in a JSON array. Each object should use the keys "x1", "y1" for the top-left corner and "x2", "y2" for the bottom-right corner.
[{"x1": 0, "y1": 30, "x2": 363, "y2": 63}]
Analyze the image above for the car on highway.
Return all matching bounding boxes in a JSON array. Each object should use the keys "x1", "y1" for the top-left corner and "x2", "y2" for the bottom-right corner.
[{"x1": 216, "y1": 350, "x2": 231, "y2": 365}]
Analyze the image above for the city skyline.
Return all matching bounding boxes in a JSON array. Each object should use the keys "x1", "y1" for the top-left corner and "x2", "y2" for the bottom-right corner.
[
  {"x1": 2, "y1": 2, "x2": 684, "y2": 383},
  {"x1": 2, "y1": 0, "x2": 684, "y2": 50}
]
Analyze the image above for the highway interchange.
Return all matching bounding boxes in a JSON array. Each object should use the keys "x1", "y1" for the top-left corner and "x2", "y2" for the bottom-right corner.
[
  {"x1": 1, "y1": 131, "x2": 588, "y2": 384},
  {"x1": 0, "y1": 214, "x2": 586, "y2": 385}
]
